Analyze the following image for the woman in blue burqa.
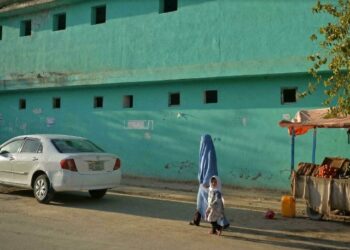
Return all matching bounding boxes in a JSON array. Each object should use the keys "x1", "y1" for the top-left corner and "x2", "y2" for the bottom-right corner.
[{"x1": 189, "y1": 134, "x2": 218, "y2": 226}]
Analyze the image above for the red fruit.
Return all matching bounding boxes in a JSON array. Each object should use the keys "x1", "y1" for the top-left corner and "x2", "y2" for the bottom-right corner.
[{"x1": 265, "y1": 210, "x2": 275, "y2": 219}]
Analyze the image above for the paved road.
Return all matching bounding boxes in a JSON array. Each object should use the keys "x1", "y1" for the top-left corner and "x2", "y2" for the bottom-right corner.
[{"x1": 1, "y1": 187, "x2": 350, "y2": 250}]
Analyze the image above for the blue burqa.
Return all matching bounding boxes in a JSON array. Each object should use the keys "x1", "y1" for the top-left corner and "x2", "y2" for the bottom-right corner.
[{"x1": 196, "y1": 134, "x2": 218, "y2": 219}]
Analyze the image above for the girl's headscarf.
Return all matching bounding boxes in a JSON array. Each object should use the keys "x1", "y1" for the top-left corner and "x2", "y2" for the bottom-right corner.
[
  {"x1": 209, "y1": 175, "x2": 222, "y2": 192},
  {"x1": 198, "y1": 134, "x2": 218, "y2": 186}
]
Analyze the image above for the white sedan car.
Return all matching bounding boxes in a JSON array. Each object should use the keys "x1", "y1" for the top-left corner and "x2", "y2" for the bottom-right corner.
[{"x1": 0, "y1": 134, "x2": 121, "y2": 203}]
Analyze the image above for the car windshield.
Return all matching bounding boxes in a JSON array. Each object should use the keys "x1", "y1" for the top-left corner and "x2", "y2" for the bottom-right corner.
[{"x1": 51, "y1": 139, "x2": 105, "y2": 153}]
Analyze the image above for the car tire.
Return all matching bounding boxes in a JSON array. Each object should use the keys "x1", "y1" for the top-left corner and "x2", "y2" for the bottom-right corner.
[
  {"x1": 306, "y1": 206, "x2": 323, "y2": 220},
  {"x1": 89, "y1": 189, "x2": 107, "y2": 199},
  {"x1": 33, "y1": 174, "x2": 54, "y2": 204}
]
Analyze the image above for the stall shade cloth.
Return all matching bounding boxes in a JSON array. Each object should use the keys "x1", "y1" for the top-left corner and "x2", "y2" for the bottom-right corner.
[
  {"x1": 279, "y1": 108, "x2": 350, "y2": 135},
  {"x1": 293, "y1": 176, "x2": 350, "y2": 214}
]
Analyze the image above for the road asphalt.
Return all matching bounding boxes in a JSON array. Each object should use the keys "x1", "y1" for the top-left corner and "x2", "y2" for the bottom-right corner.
[{"x1": 2, "y1": 176, "x2": 350, "y2": 250}]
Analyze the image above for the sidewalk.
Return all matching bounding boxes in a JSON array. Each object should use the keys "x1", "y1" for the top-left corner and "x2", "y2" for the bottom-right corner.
[{"x1": 111, "y1": 175, "x2": 307, "y2": 215}]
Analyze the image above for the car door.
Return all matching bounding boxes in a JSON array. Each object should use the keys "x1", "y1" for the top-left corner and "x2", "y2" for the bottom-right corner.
[
  {"x1": 11, "y1": 138, "x2": 43, "y2": 186},
  {"x1": 0, "y1": 139, "x2": 25, "y2": 184}
]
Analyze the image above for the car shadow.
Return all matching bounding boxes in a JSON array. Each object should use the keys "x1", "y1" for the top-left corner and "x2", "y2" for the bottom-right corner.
[
  {"x1": 52, "y1": 191, "x2": 195, "y2": 221},
  {"x1": 1, "y1": 188, "x2": 350, "y2": 250},
  {"x1": 0, "y1": 187, "x2": 33, "y2": 198}
]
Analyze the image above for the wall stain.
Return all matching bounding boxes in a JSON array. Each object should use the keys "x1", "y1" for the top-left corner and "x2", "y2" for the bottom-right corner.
[
  {"x1": 237, "y1": 169, "x2": 271, "y2": 181},
  {"x1": 251, "y1": 172, "x2": 262, "y2": 180},
  {"x1": 164, "y1": 160, "x2": 195, "y2": 174},
  {"x1": 2, "y1": 71, "x2": 69, "y2": 86},
  {"x1": 266, "y1": 174, "x2": 273, "y2": 180}
]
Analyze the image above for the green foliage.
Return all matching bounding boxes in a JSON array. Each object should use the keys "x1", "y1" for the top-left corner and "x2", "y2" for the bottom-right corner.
[{"x1": 303, "y1": 0, "x2": 350, "y2": 116}]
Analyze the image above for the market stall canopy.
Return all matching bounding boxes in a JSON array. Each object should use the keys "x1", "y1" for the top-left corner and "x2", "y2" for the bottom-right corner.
[{"x1": 279, "y1": 108, "x2": 350, "y2": 136}]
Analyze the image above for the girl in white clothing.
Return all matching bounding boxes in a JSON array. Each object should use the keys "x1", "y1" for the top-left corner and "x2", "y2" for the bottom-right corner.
[{"x1": 206, "y1": 176, "x2": 228, "y2": 235}]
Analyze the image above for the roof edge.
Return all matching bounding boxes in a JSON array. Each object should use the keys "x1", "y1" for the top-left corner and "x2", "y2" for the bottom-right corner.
[{"x1": 0, "y1": 0, "x2": 84, "y2": 18}]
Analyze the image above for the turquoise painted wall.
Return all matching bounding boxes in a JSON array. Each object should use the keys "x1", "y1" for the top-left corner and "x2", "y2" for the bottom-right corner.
[
  {"x1": 0, "y1": 0, "x2": 327, "y2": 89},
  {"x1": 0, "y1": 75, "x2": 348, "y2": 190},
  {"x1": 0, "y1": 1, "x2": 344, "y2": 190}
]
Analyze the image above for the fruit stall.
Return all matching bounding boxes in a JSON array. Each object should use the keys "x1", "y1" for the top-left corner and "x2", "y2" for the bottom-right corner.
[{"x1": 279, "y1": 108, "x2": 350, "y2": 220}]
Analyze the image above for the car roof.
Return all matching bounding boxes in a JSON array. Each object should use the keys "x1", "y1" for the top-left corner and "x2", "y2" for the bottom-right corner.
[{"x1": 11, "y1": 134, "x2": 87, "y2": 140}]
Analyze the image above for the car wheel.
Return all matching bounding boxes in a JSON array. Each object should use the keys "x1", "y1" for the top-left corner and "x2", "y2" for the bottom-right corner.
[
  {"x1": 33, "y1": 174, "x2": 54, "y2": 204},
  {"x1": 89, "y1": 189, "x2": 107, "y2": 199},
  {"x1": 306, "y1": 206, "x2": 323, "y2": 220}
]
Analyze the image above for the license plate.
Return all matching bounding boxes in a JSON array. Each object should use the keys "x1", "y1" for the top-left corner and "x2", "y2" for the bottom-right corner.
[{"x1": 88, "y1": 161, "x2": 104, "y2": 171}]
